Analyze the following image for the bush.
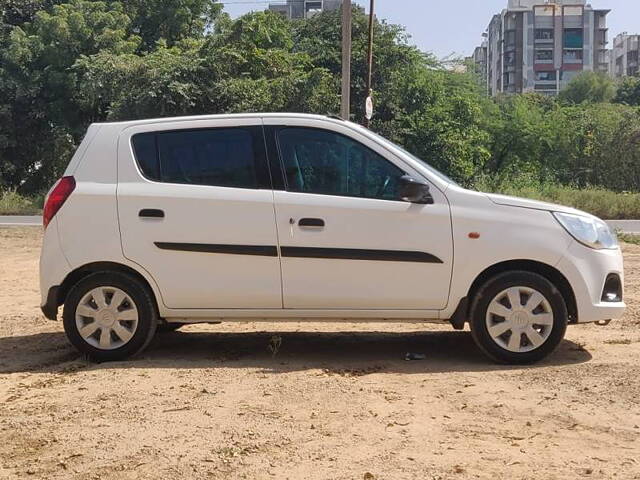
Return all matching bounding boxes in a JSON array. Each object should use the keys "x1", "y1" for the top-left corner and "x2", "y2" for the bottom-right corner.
[
  {"x1": 0, "y1": 191, "x2": 42, "y2": 215},
  {"x1": 476, "y1": 180, "x2": 640, "y2": 219}
]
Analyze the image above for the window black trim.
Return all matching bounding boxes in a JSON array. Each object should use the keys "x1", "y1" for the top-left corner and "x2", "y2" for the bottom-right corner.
[
  {"x1": 280, "y1": 246, "x2": 443, "y2": 264},
  {"x1": 262, "y1": 125, "x2": 285, "y2": 190},
  {"x1": 155, "y1": 242, "x2": 278, "y2": 257},
  {"x1": 130, "y1": 125, "x2": 272, "y2": 190}
]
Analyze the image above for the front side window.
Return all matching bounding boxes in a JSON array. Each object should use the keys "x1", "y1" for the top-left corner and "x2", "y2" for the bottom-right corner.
[
  {"x1": 132, "y1": 128, "x2": 259, "y2": 189},
  {"x1": 277, "y1": 128, "x2": 406, "y2": 201}
]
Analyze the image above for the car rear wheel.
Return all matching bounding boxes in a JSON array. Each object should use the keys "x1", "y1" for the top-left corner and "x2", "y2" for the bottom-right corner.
[
  {"x1": 63, "y1": 272, "x2": 157, "y2": 362},
  {"x1": 469, "y1": 271, "x2": 568, "y2": 364}
]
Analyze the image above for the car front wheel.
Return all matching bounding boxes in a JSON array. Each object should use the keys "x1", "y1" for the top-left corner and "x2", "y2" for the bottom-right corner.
[
  {"x1": 469, "y1": 271, "x2": 568, "y2": 364},
  {"x1": 63, "y1": 272, "x2": 158, "y2": 362}
]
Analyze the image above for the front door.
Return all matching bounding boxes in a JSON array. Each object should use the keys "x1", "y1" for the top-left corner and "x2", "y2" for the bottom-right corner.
[
  {"x1": 266, "y1": 121, "x2": 453, "y2": 310},
  {"x1": 117, "y1": 119, "x2": 282, "y2": 309}
]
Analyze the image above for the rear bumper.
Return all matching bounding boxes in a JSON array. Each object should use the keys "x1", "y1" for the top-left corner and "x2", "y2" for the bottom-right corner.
[
  {"x1": 40, "y1": 217, "x2": 71, "y2": 319},
  {"x1": 41, "y1": 286, "x2": 60, "y2": 320}
]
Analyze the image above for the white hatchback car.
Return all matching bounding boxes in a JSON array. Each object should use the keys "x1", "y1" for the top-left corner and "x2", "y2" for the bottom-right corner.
[{"x1": 40, "y1": 113, "x2": 625, "y2": 363}]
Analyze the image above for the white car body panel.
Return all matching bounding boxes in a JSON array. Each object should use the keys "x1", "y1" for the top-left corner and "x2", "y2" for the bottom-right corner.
[
  {"x1": 440, "y1": 186, "x2": 573, "y2": 317},
  {"x1": 38, "y1": 113, "x2": 625, "y2": 328},
  {"x1": 273, "y1": 190, "x2": 452, "y2": 310},
  {"x1": 263, "y1": 116, "x2": 453, "y2": 310},
  {"x1": 39, "y1": 217, "x2": 71, "y2": 305},
  {"x1": 116, "y1": 118, "x2": 282, "y2": 310}
]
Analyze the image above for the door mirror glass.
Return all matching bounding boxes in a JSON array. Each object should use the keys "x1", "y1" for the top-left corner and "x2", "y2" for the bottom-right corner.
[{"x1": 399, "y1": 175, "x2": 434, "y2": 204}]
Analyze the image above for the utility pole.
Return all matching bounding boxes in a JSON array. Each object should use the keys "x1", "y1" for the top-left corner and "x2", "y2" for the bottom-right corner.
[
  {"x1": 364, "y1": 0, "x2": 375, "y2": 128},
  {"x1": 340, "y1": 0, "x2": 352, "y2": 120}
]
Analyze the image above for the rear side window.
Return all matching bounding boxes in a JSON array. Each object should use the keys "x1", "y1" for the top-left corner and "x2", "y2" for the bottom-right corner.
[{"x1": 131, "y1": 128, "x2": 260, "y2": 189}]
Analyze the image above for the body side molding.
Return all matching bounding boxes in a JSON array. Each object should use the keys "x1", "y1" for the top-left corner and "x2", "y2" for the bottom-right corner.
[
  {"x1": 280, "y1": 246, "x2": 443, "y2": 263},
  {"x1": 155, "y1": 242, "x2": 278, "y2": 257},
  {"x1": 155, "y1": 243, "x2": 443, "y2": 263}
]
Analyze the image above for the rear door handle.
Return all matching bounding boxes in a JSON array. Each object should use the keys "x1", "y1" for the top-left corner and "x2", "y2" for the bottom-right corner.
[
  {"x1": 139, "y1": 209, "x2": 164, "y2": 218},
  {"x1": 298, "y1": 218, "x2": 325, "y2": 227}
]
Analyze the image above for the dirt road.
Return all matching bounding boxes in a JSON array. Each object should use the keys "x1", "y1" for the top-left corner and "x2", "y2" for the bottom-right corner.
[{"x1": 1, "y1": 227, "x2": 639, "y2": 479}]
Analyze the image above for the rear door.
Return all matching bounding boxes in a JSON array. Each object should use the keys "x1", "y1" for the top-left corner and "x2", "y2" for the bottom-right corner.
[
  {"x1": 117, "y1": 118, "x2": 282, "y2": 310},
  {"x1": 264, "y1": 118, "x2": 453, "y2": 310}
]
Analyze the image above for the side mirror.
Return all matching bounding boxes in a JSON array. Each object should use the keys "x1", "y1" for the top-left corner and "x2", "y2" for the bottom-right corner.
[{"x1": 399, "y1": 175, "x2": 434, "y2": 204}]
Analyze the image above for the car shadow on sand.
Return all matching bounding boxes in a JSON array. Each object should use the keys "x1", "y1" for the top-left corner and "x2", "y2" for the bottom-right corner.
[{"x1": 0, "y1": 328, "x2": 592, "y2": 375}]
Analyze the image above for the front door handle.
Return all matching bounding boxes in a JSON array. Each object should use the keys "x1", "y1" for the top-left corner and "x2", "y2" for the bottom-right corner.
[
  {"x1": 298, "y1": 218, "x2": 325, "y2": 227},
  {"x1": 139, "y1": 209, "x2": 164, "y2": 218}
]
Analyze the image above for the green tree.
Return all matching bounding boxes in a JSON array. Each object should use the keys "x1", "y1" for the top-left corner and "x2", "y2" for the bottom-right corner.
[
  {"x1": 482, "y1": 93, "x2": 556, "y2": 188},
  {"x1": 559, "y1": 71, "x2": 616, "y2": 104},
  {"x1": 292, "y1": 7, "x2": 491, "y2": 184},
  {"x1": 113, "y1": 0, "x2": 223, "y2": 51},
  {"x1": 614, "y1": 75, "x2": 640, "y2": 106},
  {"x1": 0, "y1": 0, "x2": 140, "y2": 191},
  {"x1": 3, "y1": 1, "x2": 639, "y2": 196},
  {"x1": 74, "y1": 41, "x2": 205, "y2": 120},
  {"x1": 1, "y1": 0, "x2": 65, "y2": 35}
]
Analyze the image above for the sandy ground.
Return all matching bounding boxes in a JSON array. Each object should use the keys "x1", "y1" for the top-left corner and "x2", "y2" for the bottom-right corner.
[{"x1": 0, "y1": 227, "x2": 639, "y2": 480}]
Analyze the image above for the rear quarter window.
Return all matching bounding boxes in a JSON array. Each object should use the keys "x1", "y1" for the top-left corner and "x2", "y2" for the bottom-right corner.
[
  {"x1": 131, "y1": 133, "x2": 160, "y2": 180},
  {"x1": 131, "y1": 128, "x2": 259, "y2": 189}
]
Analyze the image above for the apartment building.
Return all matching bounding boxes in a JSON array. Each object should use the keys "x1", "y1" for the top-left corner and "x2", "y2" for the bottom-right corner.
[
  {"x1": 610, "y1": 33, "x2": 640, "y2": 78},
  {"x1": 471, "y1": 42, "x2": 488, "y2": 88},
  {"x1": 478, "y1": 0, "x2": 609, "y2": 96},
  {"x1": 268, "y1": 0, "x2": 342, "y2": 19}
]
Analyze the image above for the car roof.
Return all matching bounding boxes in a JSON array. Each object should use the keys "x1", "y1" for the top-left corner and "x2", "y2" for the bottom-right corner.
[{"x1": 94, "y1": 112, "x2": 345, "y2": 128}]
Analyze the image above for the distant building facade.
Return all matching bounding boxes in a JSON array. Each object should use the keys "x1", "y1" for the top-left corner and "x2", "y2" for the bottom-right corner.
[
  {"x1": 268, "y1": 0, "x2": 342, "y2": 19},
  {"x1": 610, "y1": 33, "x2": 640, "y2": 78},
  {"x1": 470, "y1": 42, "x2": 488, "y2": 91},
  {"x1": 476, "y1": 0, "x2": 609, "y2": 96}
]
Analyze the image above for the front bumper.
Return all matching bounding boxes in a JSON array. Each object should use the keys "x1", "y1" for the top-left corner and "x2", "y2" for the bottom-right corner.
[{"x1": 557, "y1": 241, "x2": 626, "y2": 324}]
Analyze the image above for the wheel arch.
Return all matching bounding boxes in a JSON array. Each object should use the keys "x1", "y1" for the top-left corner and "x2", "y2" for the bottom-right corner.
[
  {"x1": 55, "y1": 261, "x2": 160, "y2": 314},
  {"x1": 458, "y1": 259, "x2": 578, "y2": 327}
]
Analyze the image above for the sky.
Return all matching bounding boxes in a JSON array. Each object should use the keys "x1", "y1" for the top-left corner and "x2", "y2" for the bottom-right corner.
[{"x1": 219, "y1": 0, "x2": 640, "y2": 59}]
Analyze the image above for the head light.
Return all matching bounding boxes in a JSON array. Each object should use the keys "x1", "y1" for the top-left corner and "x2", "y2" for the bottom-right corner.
[{"x1": 553, "y1": 212, "x2": 618, "y2": 250}]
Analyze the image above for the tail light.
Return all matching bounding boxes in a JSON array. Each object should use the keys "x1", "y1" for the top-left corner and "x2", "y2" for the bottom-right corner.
[{"x1": 43, "y1": 176, "x2": 76, "y2": 228}]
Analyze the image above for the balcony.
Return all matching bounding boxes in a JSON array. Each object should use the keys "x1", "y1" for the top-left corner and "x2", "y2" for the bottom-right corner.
[
  {"x1": 535, "y1": 83, "x2": 557, "y2": 91},
  {"x1": 563, "y1": 48, "x2": 583, "y2": 64},
  {"x1": 534, "y1": 49, "x2": 554, "y2": 65}
]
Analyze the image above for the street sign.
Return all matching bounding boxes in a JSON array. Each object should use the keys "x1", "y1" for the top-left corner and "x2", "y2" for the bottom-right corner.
[{"x1": 365, "y1": 96, "x2": 373, "y2": 120}]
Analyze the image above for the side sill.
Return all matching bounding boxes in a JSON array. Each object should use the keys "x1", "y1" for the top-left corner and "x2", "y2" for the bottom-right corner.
[
  {"x1": 165, "y1": 317, "x2": 449, "y2": 324},
  {"x1": 158, "y1": 308, "x2": 441, "y2": 320}
]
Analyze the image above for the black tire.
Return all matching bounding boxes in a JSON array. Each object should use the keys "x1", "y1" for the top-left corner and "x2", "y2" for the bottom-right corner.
[
  {"x1": 63, "y1": 271, "x2": 158, "y2": 362},
  {"x1": 469, "y1": 271, "x2": 568, "y2": 364},
  {"x1": 157, "y1": 323, "x2": 183, "y2": 333}
]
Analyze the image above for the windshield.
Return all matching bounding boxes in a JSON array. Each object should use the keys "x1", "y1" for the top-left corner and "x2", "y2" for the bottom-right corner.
[{"x1": 365, "y1": 130, "x2": 459, "y2": 186}]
